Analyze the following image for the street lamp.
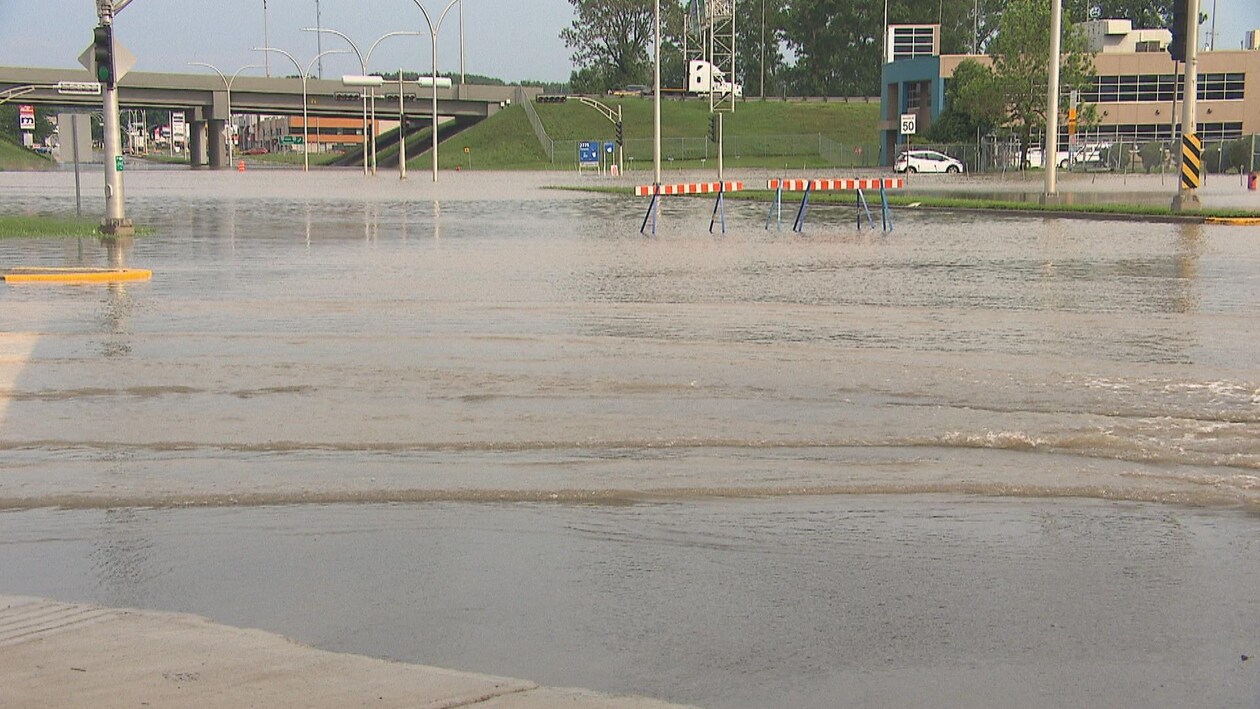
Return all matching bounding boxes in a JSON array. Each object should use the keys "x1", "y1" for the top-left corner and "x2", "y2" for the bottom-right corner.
[
  {"x1": 303, "y1": 27, "x2": 423, "y2": 176},
  {"x1": 411, "y1": 0, "x2": 463, "y2": 183},
  {"x1": 252, "y1": 47, "x2": 348, "y2": 172},
  {"x1": 187, "y1": 61, "x2": 262, "y2": 166}
]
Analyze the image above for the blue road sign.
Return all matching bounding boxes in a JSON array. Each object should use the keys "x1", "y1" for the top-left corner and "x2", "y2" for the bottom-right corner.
[
  {"x1": 604, "y1": 141, "x2": 615, "y2": 154},
  {"x1": 578, "y1": 140, "x2": 599, "y2": 166}
]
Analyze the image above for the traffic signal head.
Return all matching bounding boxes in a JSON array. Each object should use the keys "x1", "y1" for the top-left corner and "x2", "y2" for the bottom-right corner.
[
  {"x1": 93, "y1": 25, "x2": 115, "y2": 87},
  {"x1": 708, "y1": 114, "x2": 718, "y2": 142},
  {"x1": 616, "y1": 120, "x2": 624, "y2": 146},
  {"x1": 1168, "y1": 0, "x2": 1188, "y2": 62}
]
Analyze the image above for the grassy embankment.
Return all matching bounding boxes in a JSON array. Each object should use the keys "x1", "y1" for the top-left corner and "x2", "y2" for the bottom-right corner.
[
  {"x1": 0, "y1": 136, "x2": 54, "y2": 171},
  {"x1": 422, "y1": 98, "x2": 881, "y2": 171}
]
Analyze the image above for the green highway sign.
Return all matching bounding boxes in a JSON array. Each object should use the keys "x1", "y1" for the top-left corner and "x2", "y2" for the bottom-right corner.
[{"x1": 280, "y1": 135, "x2": 305, "y2": 145}]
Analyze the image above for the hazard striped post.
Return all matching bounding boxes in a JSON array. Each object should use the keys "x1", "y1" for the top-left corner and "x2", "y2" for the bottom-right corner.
[{"x1": 1180, "y1": 133, "x2": 1202, "y2": 190}]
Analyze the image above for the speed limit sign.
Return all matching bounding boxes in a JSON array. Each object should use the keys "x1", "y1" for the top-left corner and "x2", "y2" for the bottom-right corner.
[{"x1": 900, "y1": 113, "x2": 917, "y2": 136}]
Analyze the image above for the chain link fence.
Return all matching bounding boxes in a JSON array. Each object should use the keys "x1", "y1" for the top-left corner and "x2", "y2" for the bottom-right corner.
[{"x1": 548, "y1": 133, "x2": 882, "y2": 169}]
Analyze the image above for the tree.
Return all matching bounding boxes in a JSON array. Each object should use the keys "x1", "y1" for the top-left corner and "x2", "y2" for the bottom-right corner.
[
  {"x1": 927, "y1": 58, "x2": 1004, "y2": 142},
  {"x1": 735, "y1": 0, "x2": 787, "y2": 97},
  {"x1": 1063, "y1": 0, "x2": 1170, "y2": 27},
  {"x1": 986, "y1": 0, "x2": 1095, "y2": 163},
  {"x1": 562, "y1": 0, "x2": 659, "y2": 93}
]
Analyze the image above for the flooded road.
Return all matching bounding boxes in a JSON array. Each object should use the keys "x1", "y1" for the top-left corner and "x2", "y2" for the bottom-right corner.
[{"x1": 2, "y1": 168, "x2": 1259, "y2": 706}]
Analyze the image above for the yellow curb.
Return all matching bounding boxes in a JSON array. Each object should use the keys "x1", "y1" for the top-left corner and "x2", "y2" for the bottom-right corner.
[
  {"x1": 1204, "y1": 217, "x2": 1260, "y2": 226},
  {"x1": 4, "y1": 267, "x2": 153, "y2": 283}
]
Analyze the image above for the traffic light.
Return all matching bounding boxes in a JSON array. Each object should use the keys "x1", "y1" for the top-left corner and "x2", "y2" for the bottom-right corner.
[
  {"x1": 708, "y1": 114, "x2": 718, "y2": 143},
  {"x1": 615, "y1": 120, "x2": 624, "y2": 146},
  {"x1": 93, "y1": 25, "x2": 115, "y2": 88},
  {"x1": 1168, "y1": 0, "x2": 1188, "y2": 62}
]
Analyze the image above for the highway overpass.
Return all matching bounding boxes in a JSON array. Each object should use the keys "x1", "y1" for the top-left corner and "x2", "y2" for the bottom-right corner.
[{"x1": 1, "y1": 65, "x2": 536, "y2": 168}]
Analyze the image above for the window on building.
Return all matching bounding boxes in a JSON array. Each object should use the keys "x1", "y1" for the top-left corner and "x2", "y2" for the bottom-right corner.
[{"x1": 890, "y1": 26, "x2": 937, "y2": 61}]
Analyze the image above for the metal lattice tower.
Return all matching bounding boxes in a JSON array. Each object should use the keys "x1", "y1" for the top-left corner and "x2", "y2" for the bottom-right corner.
[
  {"x1": 685, "y1": 1, "x2": 737, "y2": 113},
  {"x1": 707, "y1": 0, "x2": 736, "y2": 113}
]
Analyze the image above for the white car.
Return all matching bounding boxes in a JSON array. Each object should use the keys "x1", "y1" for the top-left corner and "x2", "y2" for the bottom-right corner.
[{"x1": 894, "y1": 149, "x2": 964, "y2": 174}]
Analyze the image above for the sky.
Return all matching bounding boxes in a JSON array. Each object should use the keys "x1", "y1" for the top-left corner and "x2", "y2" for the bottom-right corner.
[
  {"x1": 0, "y1": 1, "x2": 1258, "y2": 83},
  {"x1": 0, "y1": 1, "x2": 579, "y2": 83}
]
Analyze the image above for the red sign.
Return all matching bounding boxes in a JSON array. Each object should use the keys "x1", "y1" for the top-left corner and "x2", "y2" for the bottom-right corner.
[{"x1": 18, "y1": 105, "x2": 35, "y2": 132}]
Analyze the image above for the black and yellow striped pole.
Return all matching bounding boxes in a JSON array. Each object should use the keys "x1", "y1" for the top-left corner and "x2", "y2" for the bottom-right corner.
[{"x1": 1180, "y1": 133, "x2": 1203, "y2": 190}]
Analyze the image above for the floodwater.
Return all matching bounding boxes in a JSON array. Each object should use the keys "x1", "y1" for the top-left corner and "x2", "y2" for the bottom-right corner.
[{"x1": 1, "y1": 168, "x2": 1259, "y2": 707}]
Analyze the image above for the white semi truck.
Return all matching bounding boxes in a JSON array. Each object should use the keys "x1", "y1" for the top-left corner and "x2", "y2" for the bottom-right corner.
[{"x1": 687, "y1": 60, "x2": 743, "y2": 98}]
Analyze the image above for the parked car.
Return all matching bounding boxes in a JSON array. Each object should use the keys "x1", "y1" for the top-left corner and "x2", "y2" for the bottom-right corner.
[
  {"x1": 1025, "y1": 143, "x2": 1111, "y2": 169},
  {"x1": 609, "y1": 85, "x2": 650, "y2": 97},
  {"x1": 894, "y1": 149, "x2": 964, "y2": 174}
]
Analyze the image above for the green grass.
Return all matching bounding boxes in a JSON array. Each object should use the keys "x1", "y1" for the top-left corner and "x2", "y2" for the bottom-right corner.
[
  {"x1": 433, "y1": 108, "x2": 548, "y2": 170},
  {"x1": 424, "y1": 98, "x2": 881, "y2": 171},
  {"x1": 0, "y1": 137, "x2": 54, "y2": 171},
  {"x1": 553, "y1": 186, "x2": 1260, "y2": 221},
  {"x1": 0, "y1": 215, "x2": 104, "y2": 238}
]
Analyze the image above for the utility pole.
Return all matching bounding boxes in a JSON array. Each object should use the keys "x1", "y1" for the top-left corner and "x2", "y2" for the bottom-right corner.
[
  {"x1": 96, "y1": 0, "x2": 134, "y2": 237},
  {"x1": 1044, "y1": 0, "x2": 1062, "y2": 199},
  {"x1": 1172, "y1": 0, "x2": 1202, "y2": 210}
]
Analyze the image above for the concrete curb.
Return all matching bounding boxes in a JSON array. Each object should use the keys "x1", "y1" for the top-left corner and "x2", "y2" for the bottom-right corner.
[{"x1": 0, "y1": 595, "x2": 696, "y2": 709}]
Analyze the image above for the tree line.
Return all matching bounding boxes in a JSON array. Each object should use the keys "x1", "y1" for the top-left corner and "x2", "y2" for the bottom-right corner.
[{"x1": 563, "y1": 0, "x2": 1173, "y2": 97}]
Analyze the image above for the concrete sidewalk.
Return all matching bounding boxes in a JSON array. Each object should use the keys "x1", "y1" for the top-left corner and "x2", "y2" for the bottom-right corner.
[{"x1": 0, "y1": 595, "x2": 696, "y2": 708}]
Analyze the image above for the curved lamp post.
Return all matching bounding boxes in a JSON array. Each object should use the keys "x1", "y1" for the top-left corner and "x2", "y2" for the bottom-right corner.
[
  {"x1": 303, "y1": 27, "x2": 423, "y2": 177},
  {"x1": 187, "y1": 61, "x2": 263, "y2": 166},
  {"x1": 252, "y1": 46, "x2": 348, "y2": 172},
  {"x1": 411, "y1": 0, "x2": 463, "y2": 183}
]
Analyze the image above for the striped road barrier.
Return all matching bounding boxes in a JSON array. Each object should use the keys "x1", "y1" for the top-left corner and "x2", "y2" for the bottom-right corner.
[
  {"x1": 766, "y1": 178, "x2": 904, "y2": 233},
  {"x1": 636, "y1": 181, "x2": 745, "y2": 235},
  {"x1": 767, "y1": 178, "x2": 905, "y2": 191}
]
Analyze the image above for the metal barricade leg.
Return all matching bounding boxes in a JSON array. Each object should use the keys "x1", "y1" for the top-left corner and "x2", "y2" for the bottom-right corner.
[
  {"x1": 640, "y1": 190, "x2": 659, "y2": 236},
  {"x1": 793, "y1": 183, "x2": 812, "y2": 233}
]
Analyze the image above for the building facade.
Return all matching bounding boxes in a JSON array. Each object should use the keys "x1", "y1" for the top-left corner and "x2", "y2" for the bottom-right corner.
[{"x1": 880, "y1": 21, "x2": 1260, "y2": 165}]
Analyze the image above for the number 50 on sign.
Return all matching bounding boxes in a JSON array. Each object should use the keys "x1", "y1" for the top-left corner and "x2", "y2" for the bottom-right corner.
[{"x1": 900, "y1": 113, "x2": 916, "y2": 136}]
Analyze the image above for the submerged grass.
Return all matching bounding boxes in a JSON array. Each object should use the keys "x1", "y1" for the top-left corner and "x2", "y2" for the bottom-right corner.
[
  {"x1": 0, "y1": 215, "x2": 104, "y2": 238},
  {"x1": 553, "y1": 185, "x2": 1260, "y2": 222},
  {"x1": 0, "y1": 215, "x2": 154, "y2": 238}
]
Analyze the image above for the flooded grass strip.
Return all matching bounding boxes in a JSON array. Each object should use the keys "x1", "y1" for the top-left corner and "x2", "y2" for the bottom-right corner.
[{"x1": 551, "y1": 185, "x2": 1260, "y2": 222}]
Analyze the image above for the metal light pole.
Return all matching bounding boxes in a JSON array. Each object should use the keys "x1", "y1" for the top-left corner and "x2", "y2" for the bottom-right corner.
[
  {"x1": 1173, "y1": 0, "x2": 1202, "y2": 210},
  {"x1": 411, "y1": 0, "x2": 463, "y2": 183},
  {"x1": 187, "y1": 62, "x2": 262, "y2": 166},
  {"x1": 653, "y1": 0, "x2": 662, "y2": 186},
  {"x1": 398, "y1": 70, "x2": 408, "y2": 180},
  {"x1": 304, "y1": 28, "x2": 423, "y2": 177},
  {"x1": 95, "y1": 0, "x2": 134, "y2": 236},
  {"x1": 262, "y1": 0, "x2": 271, "y2": 76},
  {"x1": 253, "y1": 47, "x2": 348, "y2": 172},
  {"x1": 364, "y1": 32, "x2": 422, "y2": 176},
  {"x1": 1044, "y1": 0, "x2": 1063, "y2": 198}
]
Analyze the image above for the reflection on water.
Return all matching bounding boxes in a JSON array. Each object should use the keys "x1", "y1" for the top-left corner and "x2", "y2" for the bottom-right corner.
[
  {"x1": 0, "y1": 170, "x2": 1257, "y2": 510},
  {"x1": 0, "y1": 498, "x2": 1257, "y2": 709}
]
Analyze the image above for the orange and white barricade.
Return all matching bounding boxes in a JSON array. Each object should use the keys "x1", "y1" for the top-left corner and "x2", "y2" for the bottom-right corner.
[
  {"x1": 767, "y1": 177, "x2": 904, "y2": 233},
  {"x1": 636, "y1": 181, "x2": 744, "y2": 235}
]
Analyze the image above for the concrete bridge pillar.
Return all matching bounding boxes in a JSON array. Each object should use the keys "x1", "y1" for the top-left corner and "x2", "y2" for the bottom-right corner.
[
  {"x1": 188, "y1": 120, "x2": 208, "y2": 168},
  {"x1": 208, "y1": 119, "x2": 226, "y2": 169}
]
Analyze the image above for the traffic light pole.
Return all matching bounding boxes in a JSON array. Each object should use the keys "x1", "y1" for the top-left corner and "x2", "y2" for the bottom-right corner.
[
  {"x1": 97, "y1": 4, "x2": 134, "y2": 236},
  {"x1": 1172, "y1": 0, "x2": 1201, "y2": 211}
]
